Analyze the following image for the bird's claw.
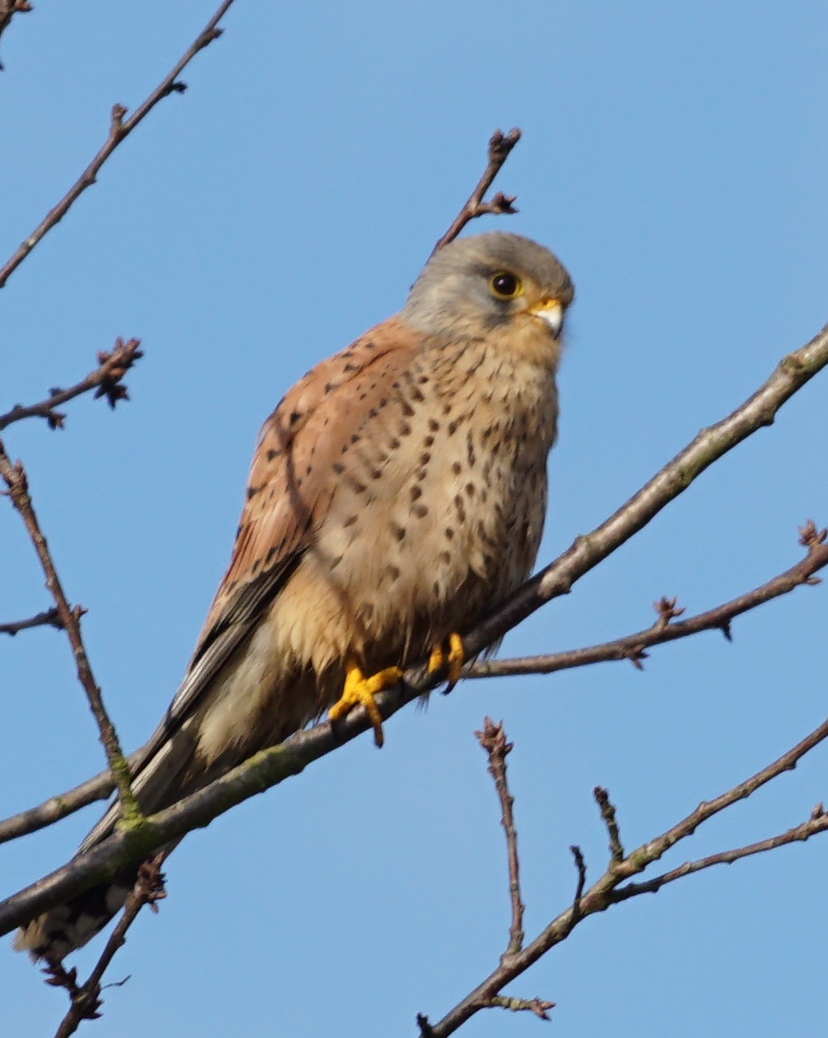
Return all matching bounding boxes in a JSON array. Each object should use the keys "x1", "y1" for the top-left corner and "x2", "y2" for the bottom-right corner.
[
  {"x1": 329, "y1": 662, "x2": 404, "y2": 747},
  {"x1": 428, "y1": 632, "x2": 465, "y2": 691}
]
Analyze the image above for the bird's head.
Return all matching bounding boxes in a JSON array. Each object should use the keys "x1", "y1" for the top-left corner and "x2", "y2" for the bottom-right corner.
[{"x1": 400, "y1": 231, "x2": 574, "y2": 364}]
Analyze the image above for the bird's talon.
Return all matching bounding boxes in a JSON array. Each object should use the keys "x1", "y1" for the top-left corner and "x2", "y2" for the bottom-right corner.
[
  {"x1": 428, "y1": 644, "x2": 446, "y2": 673},
  {"x1": 329, "y1": 662, "x2": 403, "y2": 747},
  {"x1": 428, "y1": 633, "x2": 465, "y2": 689},
  {"x1": 446, "y1": 632, "x2": 465, "y2": 686}
]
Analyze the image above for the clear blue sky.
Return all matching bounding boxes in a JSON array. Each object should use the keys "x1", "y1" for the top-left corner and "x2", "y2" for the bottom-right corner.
[{"x1": 2, "y1": 2, "x2": 827, "y2": 1035}]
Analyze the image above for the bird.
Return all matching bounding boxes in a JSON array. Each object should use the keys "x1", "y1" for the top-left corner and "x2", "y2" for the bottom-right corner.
[{"x1": 15, "y1": 230, "x2": 574, "y2": 962}]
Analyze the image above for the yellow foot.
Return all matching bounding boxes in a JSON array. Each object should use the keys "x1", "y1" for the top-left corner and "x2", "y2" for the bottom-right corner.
[
  {"x1": 428, "y1": 632, "x2": 465, "y2": 689},
  {"x1": 328, "y1": 661, "x2": 403, "y2": 748}
]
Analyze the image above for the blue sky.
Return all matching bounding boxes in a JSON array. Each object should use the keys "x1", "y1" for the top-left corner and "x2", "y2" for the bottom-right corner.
[{"x1": 2, "y1": 2, "x2": 827, "y2": 1035}]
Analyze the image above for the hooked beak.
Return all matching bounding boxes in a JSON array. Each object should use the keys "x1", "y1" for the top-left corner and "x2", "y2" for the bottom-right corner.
[{"x1": 529, "y1": 298, "x2": 564, "y2": 338}]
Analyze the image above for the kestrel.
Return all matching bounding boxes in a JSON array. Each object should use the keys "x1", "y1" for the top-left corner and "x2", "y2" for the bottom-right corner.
[{"x1": 17, "y1": 231, "x2": 574, "y2": 961}]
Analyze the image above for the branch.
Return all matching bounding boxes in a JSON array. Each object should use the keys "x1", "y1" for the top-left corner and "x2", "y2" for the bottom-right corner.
[
  {"x1": 0, "y1": 0, "x2": 31, "y2": 70},
  {"x1": 0, "y1": 753, "x2": 144, "y2": 845},
  {"x1": 0, "y1": 0, "x2": 238, "y2": 289},
  {"x1": 0, "y1": 338, "x2": 143, "y2": 431},
  {"x1": 0, "y1": 449, "x2": 139, "y2": 820},
  {"x1": 485, "y1": 996, "x2": 554, "y2": 1021},
  {"x1": 49, "y1": 853, "x2": 167, "y2": 1038},
  {"x1": 569, "y1": 845, "x2": 587, "y2": 912},
  {"x1": 2, "y1": 324, "x2": 828, "y2": 921},
  {"x1": 593, "y1": 786, "x2": 624, "y2": 863},
  {"x1": 475, "y1": 719, "x2": 525, "y2": 957},
  {"x1": 0, "y1": 607, "x2": 62, "y2": 636},
  {"x1": 0, "y1": 708, "x2": 389, "y2": 935},
  {"x1": 467, "y1": 520, "x2": 828, "y2": 680},
  {"x1": 416, "y1": 717, "x2": 828, "y2": 1037},
  {"x1": 432, "y1": 129, "x2": 522, "y2": 253},
  {"x1": 610, "y1": 804, "x2": 828, "y2": 904}
]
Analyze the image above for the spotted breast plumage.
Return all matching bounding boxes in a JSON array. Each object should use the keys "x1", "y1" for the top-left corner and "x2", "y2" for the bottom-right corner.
[{"x1": 16, "y1": 230, "x2": 574, "y2": 962}]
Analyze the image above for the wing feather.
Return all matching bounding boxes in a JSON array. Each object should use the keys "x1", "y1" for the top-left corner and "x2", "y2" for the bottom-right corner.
[
  {"x1": 149, "y1": 320, "x2": 424, "y2": 756},
  {"x1": 81, "y1": 319, "x2": 425, "y2": 849}
]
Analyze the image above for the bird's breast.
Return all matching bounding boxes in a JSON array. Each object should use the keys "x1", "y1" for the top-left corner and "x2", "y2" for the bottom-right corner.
[{"x1": 274, "y1": 339, "x2": 558, "y2": 674}]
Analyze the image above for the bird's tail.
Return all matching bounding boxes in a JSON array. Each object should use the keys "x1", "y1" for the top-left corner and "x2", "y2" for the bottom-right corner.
[
  {"x1": 15, "y1": 625, "x2": 313, "y2": 962},
  {"x1": 13, "y1": 717, "x2": 201, "y2": 963}
]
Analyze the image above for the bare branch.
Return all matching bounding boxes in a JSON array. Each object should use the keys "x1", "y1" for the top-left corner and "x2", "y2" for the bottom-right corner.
[
  {"x1": 50, "y1": 853, "x2": 167, "y2": 1038},
  {"x1": 0, "y1": 754, "x2": 145, "y2": 845},
  {"x1": 0, "y1": 0, "x2": 238, "y2": 289},
  {"x1": 569, "y1": 846, "x2": 587, "y2": 911},
  {"x1": 593, "y1": 787, "x2": 624, "y2": 863},
  {"x1": 475, "y1": 718, "x2": 525, "y2": 957},
  {"x1": 432, "y1": 129, "x2": 522, "y2": 253},
  {"x1": 486, "y1": 995, "x2": 555, "y2": 1020},
  {"x1": 619, "y1": 711, "x2": 828, "y2": 866},
  {"x1": 610, "y1": 806, "x2": 828, "y2": 904},
  {"x1": 471, "y1": 523, "x2": 828, "y2": 685},
  {"x1": 0, "y1": 709, "x2": 380, "y2": 935},
  {"x1": 468, "y1": 521, "x2": 828, "y2": 680},
  {"x1": 0, "y1": 449, "x2": 138, "y2": 820},
  {"x1": 416, "y1": 713, "x2": 828, "y2": 1038},
  {"x1": 0, "y1": 338, "x2": 143, "y2": 431},
  {"x1": 0, "y1": 607, "x2": 62, "y2": 636}
]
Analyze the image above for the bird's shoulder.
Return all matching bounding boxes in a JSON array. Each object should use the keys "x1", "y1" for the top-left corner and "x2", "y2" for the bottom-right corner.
[{"x1": 192, "y1": 315, "x2": 427, "y2": 656}]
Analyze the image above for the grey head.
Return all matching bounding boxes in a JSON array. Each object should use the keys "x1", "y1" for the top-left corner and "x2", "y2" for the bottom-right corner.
[{"x1": 400, "y1": 231, "x2": 575, "y2": 341}]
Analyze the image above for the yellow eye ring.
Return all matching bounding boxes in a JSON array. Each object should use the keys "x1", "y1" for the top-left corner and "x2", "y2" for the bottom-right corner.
[{"x1": 489, "y1": 271, "x2": 523, "y2": 299}]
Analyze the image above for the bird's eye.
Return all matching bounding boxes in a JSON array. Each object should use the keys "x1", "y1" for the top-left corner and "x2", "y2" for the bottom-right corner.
[{"x1": 489, "y1": 272, "x2": 523, "y2": 299}]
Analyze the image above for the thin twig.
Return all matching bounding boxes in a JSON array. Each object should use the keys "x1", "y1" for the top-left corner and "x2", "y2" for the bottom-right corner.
[
  {"x1": 50, "y1": 853, "x2": 167, "y2": 1038},
  {"x1": 0, "y1": 0, "x2": 237, "y2": 288},
  {"x1": 617, "y1": 711, "x2": 828, "y2": 867},
  {"x1": 0, "y1": 339, "x2": 143, "y2": 431},
  {"x1": 593, "y1": 787, "x2": 624, "y2": 863},
  {"x1": 0, "y1": 449, "x2": 139, "y2": 820},
  {"x1": 467, "y1": 520, "x2": 828, "y2": 680},
  {"x1": 0, "y1": 751, "x2": 147, "y2": 845},
  {"x1": 432, "y1": 129, "x2": 522, "y2": 253},
  {"x1": 422, "y1": 724, "x2": 554, "y2": 1028},
  {"x1": 486, "y1": 996, "x2": 555, "y2": 1020},
  {"x1": 416, "y1": 1013, "x2": 436, "y2": 1037},
  {"x1": 0, "y1": 0, "x2": 31, "y2": 70},
  {"x1": 416, "y1": 716, "x2": 828, "y2": 1038},
  {"x1": 475, "y1": 718, "x2": 525, "y2": 957},
  {"x1": 610, "y1": 805, "x2": 828, "y2": 904},
  {"x1": 569, "y1": 845, "x2": 587, "y2": 916},
  {"x1": 0, "y1": 607, "x2": 63, "y2": 636}
]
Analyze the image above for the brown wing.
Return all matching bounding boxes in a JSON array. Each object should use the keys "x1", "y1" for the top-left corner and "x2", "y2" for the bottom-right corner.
[
  {"x1": 100, "y1": 317, "x2": 425, "y2": 809},
  {"x1": 38, "y1": 318, "x2": 426, "y2": 947},
  {"x1": 160, "y1": 316, "x2": 425, "y2": 738}
]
